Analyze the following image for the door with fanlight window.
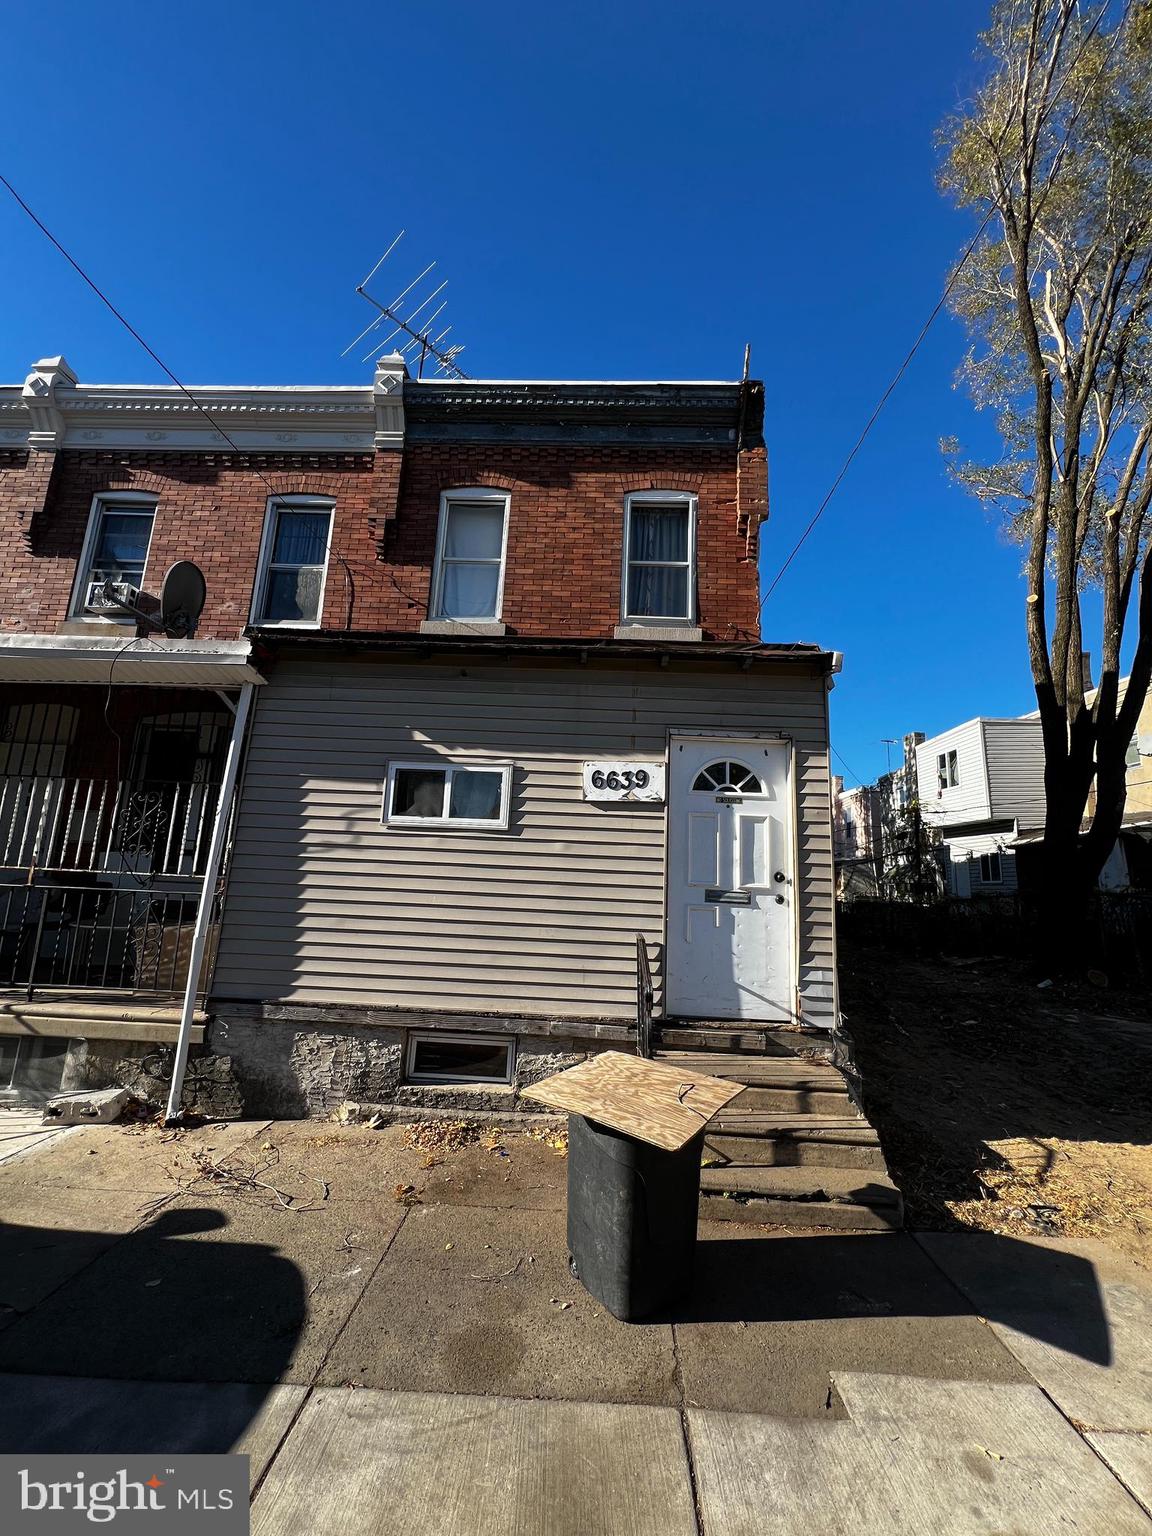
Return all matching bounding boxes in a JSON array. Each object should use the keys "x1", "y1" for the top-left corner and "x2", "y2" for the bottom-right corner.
[{"x1": 665, "y1": 736, "x2": 794, "y2": 1020}]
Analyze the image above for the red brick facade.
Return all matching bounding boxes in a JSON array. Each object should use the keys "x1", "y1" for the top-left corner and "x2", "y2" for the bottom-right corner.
[{"x1": 0, "y1": 436, "x2": 764, "y2": 641}]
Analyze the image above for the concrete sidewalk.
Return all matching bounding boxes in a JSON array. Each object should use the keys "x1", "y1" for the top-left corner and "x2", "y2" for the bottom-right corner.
[
  {"x1": 0, "y1": 1368, "x2": 1148, "y2": 1534},
  {"x1": 2, "y1": 1118, "x2": 1151, "y2": 1531}
]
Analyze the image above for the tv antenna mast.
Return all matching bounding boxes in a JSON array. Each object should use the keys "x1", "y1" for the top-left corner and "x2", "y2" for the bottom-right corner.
[{"x1": 341, "y1": 231, "x2": 470, "y2": 379}]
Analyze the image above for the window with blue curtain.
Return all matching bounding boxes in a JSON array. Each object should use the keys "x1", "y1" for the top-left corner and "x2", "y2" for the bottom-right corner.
[
  {"x1": 77, "y1": 499, "x2": 156, "y2": 612},
  {"x1": 258, "y1": 501, "x2": 333, "y2": 624}
]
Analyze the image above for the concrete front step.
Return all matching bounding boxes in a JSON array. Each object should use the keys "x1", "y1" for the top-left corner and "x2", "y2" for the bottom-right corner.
[
  {"x1": 704, "y1": 1116, "x2": 887, "y2": 1170},
  {"x1": 700, "y1": 1166, "x2": 904, "y2": 1231}
]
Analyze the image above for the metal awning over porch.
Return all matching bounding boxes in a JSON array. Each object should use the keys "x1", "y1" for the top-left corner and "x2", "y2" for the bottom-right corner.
[{"x1": 0, "y1": 636, "x2": 265, "y2": 688}]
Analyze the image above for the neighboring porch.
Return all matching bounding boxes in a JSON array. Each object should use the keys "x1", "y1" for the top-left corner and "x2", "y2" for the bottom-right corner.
[
  {"x1": 0, "y1": 659, "x2": 260, "y2": 1103},
  {"x1": 0, "y1": 685, "x2": 230, "y2": 1000}
]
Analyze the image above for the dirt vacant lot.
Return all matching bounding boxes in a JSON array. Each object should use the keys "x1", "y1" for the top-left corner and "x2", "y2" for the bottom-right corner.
[{"x1": 841, "y1": 942, "x2": 1152, "y2": 1268}]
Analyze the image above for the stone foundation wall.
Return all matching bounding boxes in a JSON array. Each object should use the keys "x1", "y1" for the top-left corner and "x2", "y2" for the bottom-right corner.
[
  {"x1": 61, "y1": 1039, "x2": 244, "y2": 1119},
  {"x1": 212, "y1": 1012, "x2": 596, "y2": 1119}
]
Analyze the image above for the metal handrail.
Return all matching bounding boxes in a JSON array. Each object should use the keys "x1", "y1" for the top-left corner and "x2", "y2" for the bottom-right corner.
[{"x1": 635, "y1": 932, "x2": 654, "y2": 1059}]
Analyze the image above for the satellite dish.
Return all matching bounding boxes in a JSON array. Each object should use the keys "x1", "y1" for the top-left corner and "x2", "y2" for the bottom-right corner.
[{"x1": 159, "y1": 561, "x2": 207, "y2": 638}]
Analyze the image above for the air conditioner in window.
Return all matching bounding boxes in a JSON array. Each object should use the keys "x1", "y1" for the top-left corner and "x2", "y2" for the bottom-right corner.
[{"x1": 85, "y1": 579, "x2": 140, "y2": 613}]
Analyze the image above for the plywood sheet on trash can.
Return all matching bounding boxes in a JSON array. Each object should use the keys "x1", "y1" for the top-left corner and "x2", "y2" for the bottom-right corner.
[{"x1": 522, "y1": 1051, "x2": 745, "y2": 1151}]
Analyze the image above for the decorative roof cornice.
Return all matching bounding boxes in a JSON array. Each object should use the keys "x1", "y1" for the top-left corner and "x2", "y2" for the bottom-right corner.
[
  {"x1": 0, "y1": 355, "x2": 407, "y2": 453},
  {"x1": 0, "y1": 360, "x2": 754, "y2": 453}
]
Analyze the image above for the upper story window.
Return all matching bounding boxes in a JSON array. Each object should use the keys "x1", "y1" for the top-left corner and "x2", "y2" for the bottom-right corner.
[
  {"x1": 622, "y1": 492, "x2": 697, "y2": 623},
  {"x1": 936, "y1": 750, "x2": 959, "y2": 790},
  {"x1": 431, "y1": 490, "x2": 510, "y2": 621},
  {"x1": 71, "y1": 493, "x2": 157, "y2": 618},
  {"x1": 252, "y1": 497, "x2": 334, "y2": 628}
]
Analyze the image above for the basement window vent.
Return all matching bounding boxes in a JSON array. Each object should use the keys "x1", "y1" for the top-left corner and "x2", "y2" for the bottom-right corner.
[{"x1": 406, "y1": 1033, "x2": 515, "y2": 1085}]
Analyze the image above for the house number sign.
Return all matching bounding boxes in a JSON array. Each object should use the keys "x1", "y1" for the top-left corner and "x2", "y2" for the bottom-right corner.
[{"x1": 582, "y1": 762, "x2": 666, "y2": 802}]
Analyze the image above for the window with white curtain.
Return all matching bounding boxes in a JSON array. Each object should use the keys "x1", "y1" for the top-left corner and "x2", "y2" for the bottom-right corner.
[
  {"x1": 622, "y1": 493, "x2": 696, "y2": 622},
  {"x1": 431, "y1": 490, "x2": 509, "y2": 621},
  {"x1": 383, "y1": 760, "x2": 513, "y2": 831},
  {"x1": 252, "y1": 497, "x2": 334, "y2": 626}
]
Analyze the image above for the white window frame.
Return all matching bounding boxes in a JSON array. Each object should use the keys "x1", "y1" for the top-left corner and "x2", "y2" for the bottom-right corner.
[
  {"x1": 69, "y1": 491, "x2": 158, "y2": 621},
  {"x1": 979, "y1": 850, "x2": 1003, "y2": 884},
  {"x1": 382, "y1": 759, "x2": 514, "y2": 832},
  {"x1": 429, "y1": 488, "x2": 510, "y2": 622},
  {"x1": 406, "y1": 1031, "x2": 516, "y2": 1085},
  {"x1": 937, "y1": 750, "x2": 959, "y2": 790},
  {"x1": 620, "y1": 491, "x2": 698, "y2": 625},
  {"x1": 250, "y1": 495, "x2": 334, "y2": 629}
]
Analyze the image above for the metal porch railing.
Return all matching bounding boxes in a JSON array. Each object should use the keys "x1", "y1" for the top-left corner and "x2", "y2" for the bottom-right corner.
[
  {"x1": 0, "y1": 775, "x2": 221, "y2": 880},
  {"x1": 0, "y1": 881, "x2": 204, "y2": 998}
]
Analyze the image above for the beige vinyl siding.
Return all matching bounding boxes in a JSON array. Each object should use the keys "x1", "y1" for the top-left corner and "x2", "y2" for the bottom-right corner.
[{"x1": 212, "y1": 655, "x2": 836, "y2": 1026}]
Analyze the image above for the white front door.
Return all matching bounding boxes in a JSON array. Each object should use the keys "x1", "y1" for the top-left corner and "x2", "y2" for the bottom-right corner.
[{"x1": 665, "y1": 736, "x2": 794, "y2": 1020}]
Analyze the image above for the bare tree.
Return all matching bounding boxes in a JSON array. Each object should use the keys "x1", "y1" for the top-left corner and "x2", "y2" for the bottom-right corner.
[{"x1": 940, "y1": 0, "x2": 1152, "y2": 934}]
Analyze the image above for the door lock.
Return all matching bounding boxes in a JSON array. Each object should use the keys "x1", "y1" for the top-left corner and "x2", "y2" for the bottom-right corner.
[
  {"x1": 775, "y1": 894, "x2": 786, "y2": 905},
  {"x1": 773, "y1": 871, "x2": 787, "y2": 884}
]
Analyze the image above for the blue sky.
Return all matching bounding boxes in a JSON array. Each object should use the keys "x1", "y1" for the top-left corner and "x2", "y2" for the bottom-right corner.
[{"x1": 1, "y1": 1, "x2": 1053, "y2": 785}]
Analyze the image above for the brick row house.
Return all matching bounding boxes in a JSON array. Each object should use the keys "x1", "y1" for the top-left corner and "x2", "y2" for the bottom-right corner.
[{"x1": 0, "y1": 354, "x2": 840, "y2": 1120}]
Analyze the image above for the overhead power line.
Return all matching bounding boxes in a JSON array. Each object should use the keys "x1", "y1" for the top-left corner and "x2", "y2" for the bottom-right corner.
[
  {"x1": 758, "y1": 0, "x2": 1128, "y2": 613},
  {"x1": 0, "y1": 172, "x2": 442, "y2": 626},
  {"x1": 757, "y1": 206, "x2": 995, "y2": 614}
]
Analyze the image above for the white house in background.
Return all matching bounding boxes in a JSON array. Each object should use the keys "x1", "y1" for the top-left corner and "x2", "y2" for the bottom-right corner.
[{"x1": 915, "y1": 718, "x2": 1045, "y2": 896}]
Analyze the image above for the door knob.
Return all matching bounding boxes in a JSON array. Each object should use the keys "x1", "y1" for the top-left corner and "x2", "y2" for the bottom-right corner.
[
  {"x1": 773, "y1": 871, "x2": 786, "y2": 883},
  {"x1": 775, "y1": 894, "x2": 786, "y2": 905}
]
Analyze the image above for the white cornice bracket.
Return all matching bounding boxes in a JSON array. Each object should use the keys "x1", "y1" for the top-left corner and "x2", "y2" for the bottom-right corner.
[
  {"x1": 373, "y1": 354, "x2": 407, "y2": 449},
  {"x1": 22, "y1": 356, "x2": 77, "y2": 452}
]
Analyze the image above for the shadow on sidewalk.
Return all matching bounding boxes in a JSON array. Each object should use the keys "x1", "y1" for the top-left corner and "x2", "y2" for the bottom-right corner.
[
  {"x1": 674, "y1": 1229, "x2": 1112, "y2": 1365},
  {"x1": 0, "y1": 1205, "x2": 306, "y2": 1454}
]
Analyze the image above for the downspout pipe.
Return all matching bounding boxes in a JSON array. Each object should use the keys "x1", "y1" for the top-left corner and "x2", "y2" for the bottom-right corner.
[{"x1": 164, "y1": 680, "x2": 255, "y2": 1125}]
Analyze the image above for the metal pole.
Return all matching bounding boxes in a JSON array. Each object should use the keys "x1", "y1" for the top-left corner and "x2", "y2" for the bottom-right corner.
[{"x1": 164, "y1": 681, "x2": 255, "y2": 1124}]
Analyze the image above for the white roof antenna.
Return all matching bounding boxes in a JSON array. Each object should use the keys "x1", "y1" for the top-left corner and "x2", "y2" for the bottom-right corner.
[{"x1": 341, "y1": 231, "x2": 471, "y2": 380}]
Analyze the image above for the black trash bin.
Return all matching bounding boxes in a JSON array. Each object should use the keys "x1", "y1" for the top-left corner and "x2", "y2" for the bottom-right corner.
[{"x1": 567, "y1": 1111, "x2": 704, "y2": 1321}]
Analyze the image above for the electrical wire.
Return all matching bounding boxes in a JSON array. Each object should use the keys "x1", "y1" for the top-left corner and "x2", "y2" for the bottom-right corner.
[
  {"x1": 757, "y1": 0, "x2": 1127, "y2": 615},
  {"x1": 0, "y1": 170, "x2": 434, "y2": 626},
  {"x1": 830, "y1": 744, "x2": 867, "y2": 789},
  {"x1": 757, "y1": 206, "x2": 995, "y2": 614}
]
